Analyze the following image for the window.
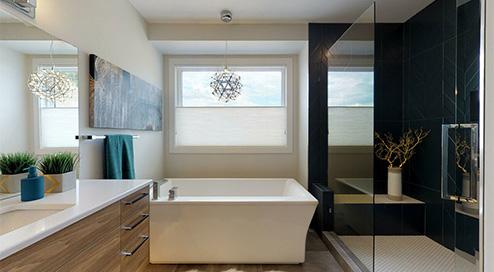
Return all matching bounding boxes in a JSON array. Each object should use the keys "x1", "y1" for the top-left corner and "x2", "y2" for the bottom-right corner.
[
  {"x1": 328, "y1": 69, "x2": 374, "y2": 146},
  {"x1": 33, "y1": 58, "x2": 78, "y2": 153},
  {"x1": 169, "y1": 57, "x2": 293, "y2": 153}
]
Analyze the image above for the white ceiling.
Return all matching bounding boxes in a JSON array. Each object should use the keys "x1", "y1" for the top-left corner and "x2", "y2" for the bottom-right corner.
[
  {"x1": 152, "y1": 40, "x2": 307, "y2": 55},
  {"x1": 129, "y1": 0, "x2": 435, "y2": 24},
  {"x1": 0, "y1": 40, "x2": 77, "y2": 55}
]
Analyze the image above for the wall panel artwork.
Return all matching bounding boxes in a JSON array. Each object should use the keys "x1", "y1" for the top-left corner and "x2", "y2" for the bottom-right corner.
[{"x1": 89, "y1": 54, "x2": 162, "y2": 131}]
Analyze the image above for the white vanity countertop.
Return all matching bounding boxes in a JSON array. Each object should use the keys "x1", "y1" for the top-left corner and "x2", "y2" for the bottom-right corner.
[{"x1": 0, "y1": 179, "x2": 152, "y2": 261}]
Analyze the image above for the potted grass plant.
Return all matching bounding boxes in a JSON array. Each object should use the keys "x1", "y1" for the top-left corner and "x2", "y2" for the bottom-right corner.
[
  {"x1": 375, "y1": 128, "x2": 429, "y2": 201},
  {"x1": 0, "y1": 152, "x2": 37, "y2": 193},
  {"x1": 38, "y1": 152, "x2": 78, "y2": 193}
]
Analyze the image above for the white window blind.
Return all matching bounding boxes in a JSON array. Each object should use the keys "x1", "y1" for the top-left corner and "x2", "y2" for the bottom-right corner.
[
  {"x1": 170, "y1": 59, "x2": 292, "y2": 153},
  {"x1": 40, "y1": 108, "x2": 78, "y2": 148},
  {"x1": 35, "y1": 63, "x2": 78, "y2": 151},
  {"x1": 175, "y1": 107, "x2": 287, "y2": 146},
  {"x1": 328, "y1": 70, "x2": 374, "y2": 146},
  {"x1": 328, "y1": 107, "x2": 374, "y2": 146}
]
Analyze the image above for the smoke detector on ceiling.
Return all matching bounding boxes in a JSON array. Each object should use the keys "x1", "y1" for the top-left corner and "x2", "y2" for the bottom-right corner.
[{"x1": 220, "y1": 10, "x2": 233, "y2": 23}]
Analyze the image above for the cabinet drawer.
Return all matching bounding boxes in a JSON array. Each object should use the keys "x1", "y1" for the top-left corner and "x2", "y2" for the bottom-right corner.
[
  {"x1": 121, "y1": 236, "x2": 149, "y2": 272},
  {"x1": 121, "y1": 187, "x2": 149, "y2": 224},
  {"x1": 121, "y1": 215, "x2": 149, "y2": 251},
  {"x1": 121, "y1": 199, "x2": 149, "y2": 227}
]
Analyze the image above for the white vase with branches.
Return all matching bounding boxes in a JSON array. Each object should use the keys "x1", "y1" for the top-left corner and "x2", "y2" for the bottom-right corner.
[{"x1": 375, "y1": 129, "x2": 430, "y2": 201}]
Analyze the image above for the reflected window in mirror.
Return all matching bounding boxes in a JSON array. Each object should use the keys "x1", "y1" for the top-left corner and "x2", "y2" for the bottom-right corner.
[
  {"x1": 328, "y1": 68, "x2": 374, "y2": 146},
  {"x1": 32, "y1": 58, "x2": 79, "y2": 153}
]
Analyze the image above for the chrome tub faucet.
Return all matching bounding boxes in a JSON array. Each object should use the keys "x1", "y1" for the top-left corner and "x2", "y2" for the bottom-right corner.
[
  {"x1": 152, "y1": 179, "x2": 168, "y2": 200},
  {"x1": 169, "y1": 187, "x2": 178, "y2": 200}
]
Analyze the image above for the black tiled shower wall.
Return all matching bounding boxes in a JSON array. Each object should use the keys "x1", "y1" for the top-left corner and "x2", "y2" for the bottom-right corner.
[
  {"x1": 402, "y1": 0, "x2": 457, "y2": 251},
  {"x1": 401, "y1": 0, "x2": 480, "y2": 251},
  {"x1": 308, "y1": 23, "x2": 350, "y2": 185},
  {"x1": 308, "y1": 0, "x2": 480, "y2": 253},
  {"x1": 374, "y1": 23, "x2": 404, "y2": 194},
  {"x1": 308, "y1": 23, "x2": 350, "y2": 231}
]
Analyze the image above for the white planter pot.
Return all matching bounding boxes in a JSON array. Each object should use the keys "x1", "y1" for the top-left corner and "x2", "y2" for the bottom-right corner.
[
  {"x1": 44, "y1": 171, "x2": 76, "y2": 193},
  {"x1": 462, "y1": 172, "x2": 480, "y2": 210},
  {"x1": 0, "y1": 173, "x2": 25, "y2": 193},
  {"x1": 387, "y1": 167, "x2": 402, "y2": 201}
]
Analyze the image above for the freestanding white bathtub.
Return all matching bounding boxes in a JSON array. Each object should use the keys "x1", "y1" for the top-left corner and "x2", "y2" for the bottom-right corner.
[{"x1": 149, "y1": 178, "x2": 318, "y2": 264}]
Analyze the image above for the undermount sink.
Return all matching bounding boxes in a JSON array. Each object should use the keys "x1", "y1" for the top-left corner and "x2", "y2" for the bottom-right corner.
[{"x1": 0, "y1": 203, "x2": 74, "y2": 236}]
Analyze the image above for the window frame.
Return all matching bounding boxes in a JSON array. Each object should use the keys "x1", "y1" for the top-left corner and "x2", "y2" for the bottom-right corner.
[
  {"x1": 32, "y1": 57, "x2": 79, "y2": 154},
  {"x1": 168, "y1": 56, "x2": 294, "y2": 154}
]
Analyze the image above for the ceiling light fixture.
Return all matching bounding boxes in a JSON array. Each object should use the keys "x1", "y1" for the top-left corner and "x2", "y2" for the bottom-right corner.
[
  {"x1": 27, "y1": 41, "x2": 75, "y2": 104},
  {"x1": 210, "y1": 10, "x2": 242, "y2": 103}
]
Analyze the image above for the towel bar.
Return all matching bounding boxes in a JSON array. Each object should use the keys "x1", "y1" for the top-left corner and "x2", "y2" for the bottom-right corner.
[{"x1": 75, "y1": 135, "x2": 140, "y2": 140}]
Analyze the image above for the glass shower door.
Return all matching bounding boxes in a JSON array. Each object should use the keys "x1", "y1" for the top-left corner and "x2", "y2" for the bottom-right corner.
[
  {"x1": 327, "y1": 3, "x2": 375, "y2": 271},
  {"x1": 441, "y1": 0, "x2": 482, "y2": 270}
]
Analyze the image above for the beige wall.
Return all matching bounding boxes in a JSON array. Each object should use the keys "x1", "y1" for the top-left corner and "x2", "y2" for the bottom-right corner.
[
  {"x1": 162, "y1": 55, "x2": 300, "y2": 180},
  {"x1": 0, "y1": 0, "x2": 165, "y2": 179},
  {"x1": 0, "y1": 1, "x2": 311, "y2": 183},
  {"x1": 483, "y1": 0, "x2": 493, "y2": 269},
  {"x1": 0, "y1": 47, "x2": 32, "y2": 153},
  {"x1": 298, "y1": 43, "x2": 309, "y2": 188}
]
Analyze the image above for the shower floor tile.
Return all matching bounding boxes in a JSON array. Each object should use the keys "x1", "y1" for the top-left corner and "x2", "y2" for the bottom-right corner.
[{"x1": 339, "y1": 235, "x2": 478, "y2": 272}]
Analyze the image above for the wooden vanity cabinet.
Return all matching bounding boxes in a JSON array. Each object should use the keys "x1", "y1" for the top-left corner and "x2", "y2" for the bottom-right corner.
[
  {"x1": 0, "y1": 186, "x2": 150, "y2": 272},
  {"x1": 119, "y1": 187, "x2": 150, "y2": 272}
]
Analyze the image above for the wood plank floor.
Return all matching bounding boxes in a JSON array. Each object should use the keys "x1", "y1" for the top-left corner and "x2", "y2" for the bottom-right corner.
[{"x1": 146, "y1": 231, "x2": 344, "y2": 272}]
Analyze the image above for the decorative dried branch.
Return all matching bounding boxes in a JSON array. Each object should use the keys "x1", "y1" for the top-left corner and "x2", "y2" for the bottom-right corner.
[
  {"x1": 375, "y1": 128, "x2": 430, "y2": 169},
  {"x1": 454, "y1": 136, "x2": 471, "y2": 174},
  {"x1": 375, "y1": 132, "x2": 400, "y2": 168}
]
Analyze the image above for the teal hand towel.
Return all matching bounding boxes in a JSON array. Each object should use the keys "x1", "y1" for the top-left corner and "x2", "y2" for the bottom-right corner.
[{"x1": 104, "y1": 135, "x2": 136, "y2": 179}]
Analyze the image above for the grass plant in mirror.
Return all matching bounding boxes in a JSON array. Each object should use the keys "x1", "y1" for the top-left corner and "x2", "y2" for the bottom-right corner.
[
  {"x1": 38, "y1": 152, "x2": 79, "y2": 174},
  {"x1": 0, "y1": 153, "x2": 37, "y2": 175}
]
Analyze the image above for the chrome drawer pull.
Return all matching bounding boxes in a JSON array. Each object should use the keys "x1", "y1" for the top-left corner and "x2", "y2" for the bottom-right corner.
[
  {"x1": 121, "y1": 235, "x2": 149, "y2": 256},
  {"x1": 122, "y1": 214, "x2": 149, "y2": 230},
  {"x1": 124, "y1": 192, "x2": 149, "y2": 206}
]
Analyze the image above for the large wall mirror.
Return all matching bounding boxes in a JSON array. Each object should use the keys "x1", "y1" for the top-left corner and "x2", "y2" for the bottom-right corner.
[{"x1": 0, "y1": 9, "x2": 79, "y2": 200}]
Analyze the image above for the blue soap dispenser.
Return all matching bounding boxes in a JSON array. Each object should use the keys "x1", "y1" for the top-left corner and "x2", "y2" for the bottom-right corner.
[{"x1": 21, "y1": 166, "x2": 45, "y2": 202}]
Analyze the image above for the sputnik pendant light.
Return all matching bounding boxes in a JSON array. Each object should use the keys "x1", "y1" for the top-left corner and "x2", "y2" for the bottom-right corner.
[
  {"x1": 28, "y1": 40, "x2": 74, "y2": 103},
  {"x1": 210, "y1": 10, "x2": 242, "y2": 103}
]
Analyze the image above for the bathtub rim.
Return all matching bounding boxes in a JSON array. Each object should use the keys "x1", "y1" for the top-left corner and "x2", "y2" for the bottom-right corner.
[{"x1": 150, "y1": 178, "x2": 318, "y2": 205}]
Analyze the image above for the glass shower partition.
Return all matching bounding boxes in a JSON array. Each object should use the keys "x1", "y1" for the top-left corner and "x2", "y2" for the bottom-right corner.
[
  {"x1": 442, "y1": 0, "x2": 481, "y2": 270},
  {"x1": 325, "y1": 0, "x2": 482, "y2": 271},
  {"x1": 327, "y1": 3, "x2": 375, "y2": 271}
]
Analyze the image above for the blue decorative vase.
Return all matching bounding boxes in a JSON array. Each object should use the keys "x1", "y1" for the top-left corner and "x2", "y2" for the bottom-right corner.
[{"x1": 21, "y1": 167, "x2": 44, "y2": 202}]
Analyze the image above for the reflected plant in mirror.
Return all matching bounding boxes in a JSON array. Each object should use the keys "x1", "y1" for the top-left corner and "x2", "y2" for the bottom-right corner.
[
  {"x1": 455, "y1": 135, "x2": 471, "y2": 175},
  {"x1": 0, "y1": 9, "x2": 79, "y2": 197},
  {"x1": 0, "y1": 152, "x2": 37, "y2": 193},
  {"x1": 375, "y1": 129, "x2": 430, "y2": 200}
]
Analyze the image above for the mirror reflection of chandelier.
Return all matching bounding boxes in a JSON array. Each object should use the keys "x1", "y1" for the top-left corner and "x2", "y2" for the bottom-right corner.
[
  {"x1": 210, "y1": 10, "x2": 242, "y2": 103},
  {"x1": 28, "y1": 41, "x2": 74, "y2": 103}
]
